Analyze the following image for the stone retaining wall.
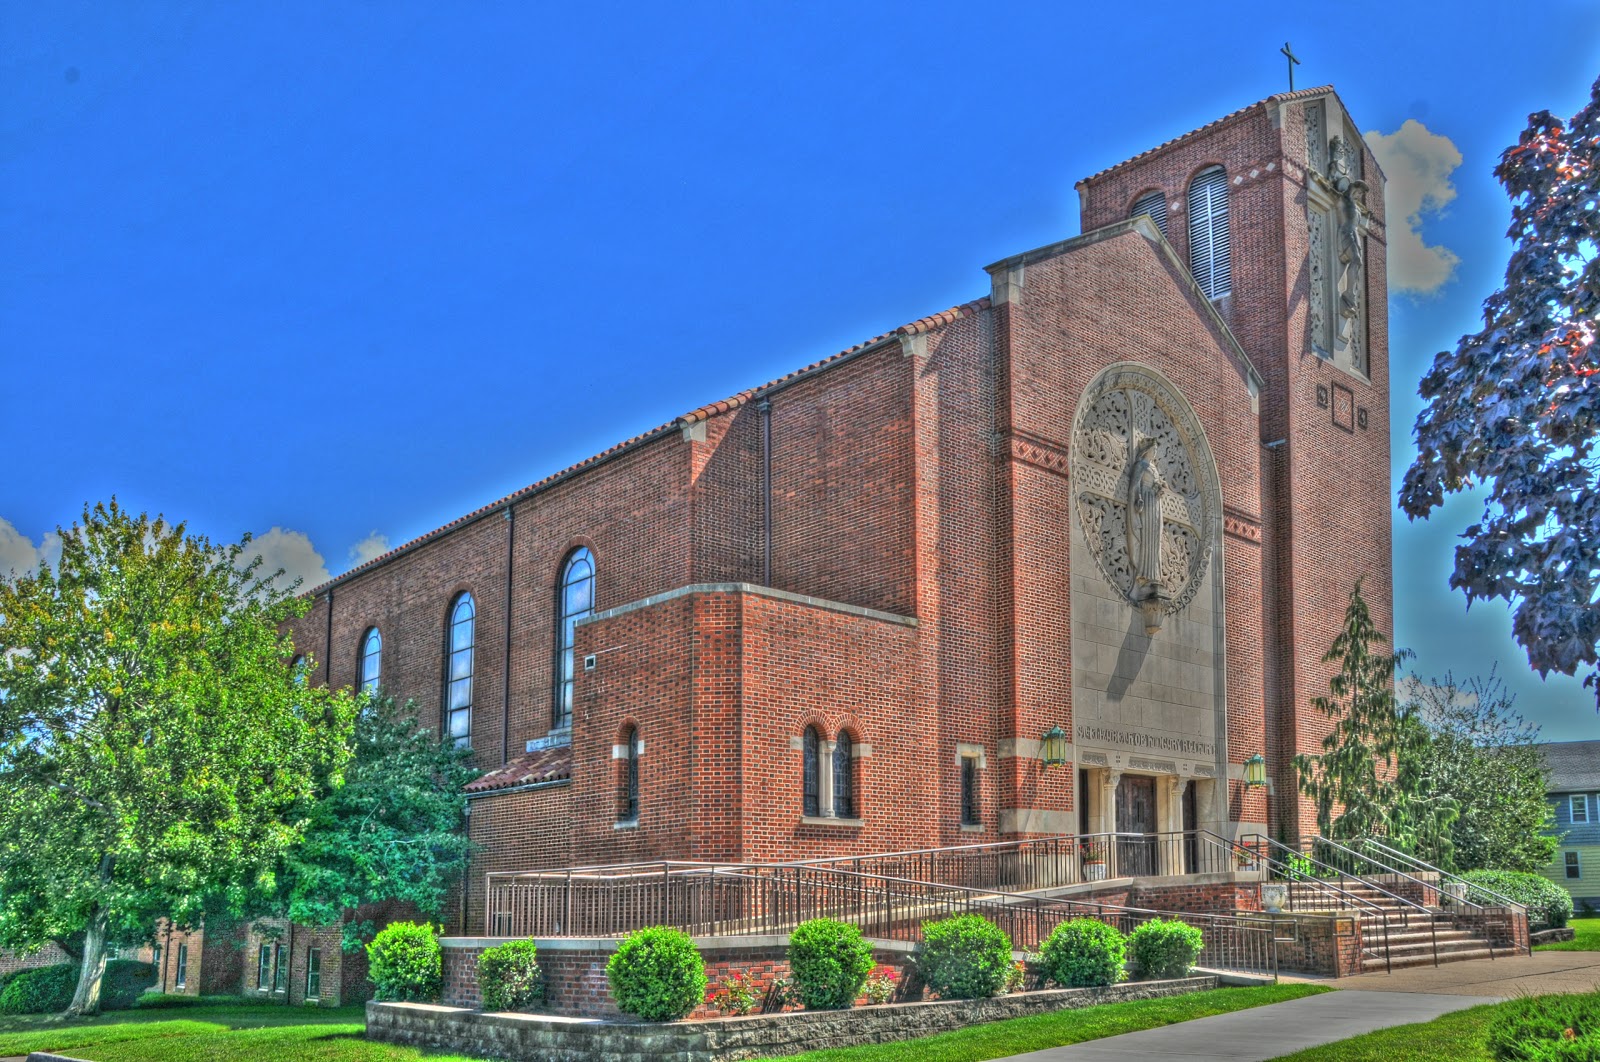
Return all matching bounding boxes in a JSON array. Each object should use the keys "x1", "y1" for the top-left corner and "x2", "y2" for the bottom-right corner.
[{"x1": 367, "y1": 975, "x2": 1217, "y2": 1062}]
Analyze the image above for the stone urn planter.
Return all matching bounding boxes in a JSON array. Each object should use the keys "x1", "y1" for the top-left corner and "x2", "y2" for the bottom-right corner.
[
  {"x1": 1261, "y1": 883, "x2": 1289, "y2": 913},
  {"x1": 1084, "y1": 861, "x2": 1108, "y2": 882}
]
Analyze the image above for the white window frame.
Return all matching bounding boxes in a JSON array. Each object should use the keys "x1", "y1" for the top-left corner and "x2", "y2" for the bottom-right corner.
[
  {"x1": 1566, "y1": 851, "x2": 1582, "y2": 880},
  {"x1": 1572, "y1": 794, "x2": 1589, "y2": 823}
]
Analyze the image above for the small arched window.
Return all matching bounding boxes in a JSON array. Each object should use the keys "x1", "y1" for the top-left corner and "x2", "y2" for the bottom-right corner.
[
  {"x1": 1131, "y1": 189, "x2": 1168, "y2": 238},
  {"x1": 802, "y1": 726, "x2": 821, "y2": 817},
  {"x1": 554, "y1": 548, "x2": 595, "y2": 730},
  {"x1": 1187, "y1": 166, "x2": 1231, "y2": 299},
  {"x1": 446, "y1": 593, "x2": 475, "y2": 746},
  {"x1": 359, "y1": 628, "x2": 381, "y2": 695},
  {"x1": 832, "y1": 731, "x2": 855, "y2": 819},
  {"x1": 618, "y1": 725, "x2": 640, "y2": 823}
]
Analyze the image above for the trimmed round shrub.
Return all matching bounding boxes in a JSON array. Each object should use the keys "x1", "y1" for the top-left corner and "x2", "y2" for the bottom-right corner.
[
  {"x1": 605, "y1": 926, "x2": 706, "y2": 1022},
  {"x1": 0, "y1": 963, "x2": 76, "y2": 1014},
  {"x1": 787, "y1": 918, "x2": 875, "y2": 1010},
  {"x1": 1485, "y1": 992, "x2": 1600, "y2": 1060},
  {"x1": 366, "y1": 921, "x2": 442, "y2": 1002},
  {"x1": 1038, "y1": 918, "x2": 1126, "y2": 988},
  {"x1": 478, "y1": 939, "x2": 543, "y2": 1013},
  {"x1": 1128, "y1": 918, "x2": 1204, "y2": 980},
  {"x1": 916, "y1": 913, "x2": 1014, "y2": 1000},
  {"x1": 1464, "y1": 870, "x2": 1575, "y2": 928},
  {"x1": 102, "y1": 959, "x2": 156, "y2": 1010}
]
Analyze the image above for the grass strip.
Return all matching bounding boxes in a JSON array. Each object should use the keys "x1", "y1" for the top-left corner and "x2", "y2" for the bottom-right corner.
[
  {"x1": 1535, "y1": 916, "x2": 1600, "y2": 952},
  {"x1": 0, "y1": 1003, "x2": 365, "y2": 1054},
  {"x1": 31, "y1": 1021, "x2": 488, "y2": 1061},
  {"x1": 783, "y1": 983, "x2": 1330, "y2": 1062}
]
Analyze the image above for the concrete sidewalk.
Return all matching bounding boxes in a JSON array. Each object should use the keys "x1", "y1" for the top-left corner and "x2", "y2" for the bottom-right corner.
[
  {"x1": 1000, "y1": 989, "x2": 1496, "y2": 1061},
  {"x1": 1327, "y1": 947, "x2": 1600, "y2": 996}
]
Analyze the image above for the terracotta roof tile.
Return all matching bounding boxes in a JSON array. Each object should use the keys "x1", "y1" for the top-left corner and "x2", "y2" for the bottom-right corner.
[
  {"x1": 464, "y1": 745, "x2": 572, "y2": 794},
  {"x1": 309, "y1": 298, "x2": 990, "y2": 594},
  {"x1": 1078, "y1": 86, "x2": 1336, "y2": 185}
]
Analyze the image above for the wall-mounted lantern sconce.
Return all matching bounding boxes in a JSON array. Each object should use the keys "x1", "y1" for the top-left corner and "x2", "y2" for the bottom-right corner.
[
  {"x1": 1243, "y1": 753, "x2": 1268, "y2": 789},
  {"x1": 1040, "y1": 725, "x2": 1070, "y2": 768}
]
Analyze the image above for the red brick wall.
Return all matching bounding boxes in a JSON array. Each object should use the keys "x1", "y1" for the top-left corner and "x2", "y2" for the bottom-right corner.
[
  {"x1": 459, "y1": 784, "x2": 573, "y2": 937},
  {"x1": 0, "y1": 943, "x2": 69, "y2": 979}
]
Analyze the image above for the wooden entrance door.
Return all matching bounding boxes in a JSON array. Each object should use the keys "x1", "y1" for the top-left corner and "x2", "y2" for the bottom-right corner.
[{"x1": 1116, "y1": 775, "x2": 1158, "y2": 877}]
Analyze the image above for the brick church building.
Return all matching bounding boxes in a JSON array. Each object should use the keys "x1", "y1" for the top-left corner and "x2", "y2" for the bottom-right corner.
[{"x1": 289, "y1": 84, "x2": 1392, "y2": 940}]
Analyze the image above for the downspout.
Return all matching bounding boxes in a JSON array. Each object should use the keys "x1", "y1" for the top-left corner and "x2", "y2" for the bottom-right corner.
[
  {"x1": 501, "y1": 506, "x2": 514, "y2": 766},
  {"x1": 323, "y1": 589, "x2": 334, "y2": 687},
  {"x1": 758, "y1": 398, "x2": 773, "y2": 586},
  {"x1": 284, "y1": 922, "x2": 294, "y2": 1006},
  {"x1": 460, "y1": 802, "x2": 472, "y2": 933}
]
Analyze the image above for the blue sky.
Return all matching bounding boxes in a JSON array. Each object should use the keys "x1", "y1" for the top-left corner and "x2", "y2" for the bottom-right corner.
[{"x1": 3, "y1": 2, "x2": 1598, "y2": 737}]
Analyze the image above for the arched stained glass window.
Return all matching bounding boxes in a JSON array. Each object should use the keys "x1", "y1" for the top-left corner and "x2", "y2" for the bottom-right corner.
[
  {"x1": 359, "y1": 628, "x2": 381, "y2": 695},
  {"x1": 446, "y1": 593, "x2": 474, "y2": 747},
  {"x1": 833, "y1": 731, "x2": 855, "y2": 819},
  {"x1": 554, "y1": 548, "x2": 594, "y2": 730},
  {"x1": 803, "y1": 726, "x2": 821, "y2": 817},
  {"x1": 1131, "y1": 189, "x2": 1169, "y2": 237},
  {"x1": 1187, "y1": 166, "x2": 1231, "y2": 299}
]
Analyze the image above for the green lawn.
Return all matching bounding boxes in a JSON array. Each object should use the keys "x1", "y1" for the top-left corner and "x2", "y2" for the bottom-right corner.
[
  {"x1": 0, "y1": 1000, "x2": 487, "y2": 1061},
  {"x1": 782, "y1": 984, "x2": 1330, "y2": 1062},
  {"x1": 1535, "y1": 916, "x2": 1600, "y2": 952}
]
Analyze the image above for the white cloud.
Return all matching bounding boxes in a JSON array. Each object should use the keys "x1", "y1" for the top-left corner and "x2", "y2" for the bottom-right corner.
[
  {"x1": 0, "y1": 519, "x2": 62, "y2": 581},
  {"x1": 1364, "y1": 120, "x2": 1463, "y2": 295},
  {"x1": 348, "y1": 532, "x2": 390, "y2": 567},
  {"x1": 249, "y1": 527, "x2": 332, "y2": 593}
]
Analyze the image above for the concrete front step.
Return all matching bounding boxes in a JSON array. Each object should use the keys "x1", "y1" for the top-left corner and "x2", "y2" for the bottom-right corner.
[{"x1": 1368, "y1": 947, "x2": 1495, "y2": 970}]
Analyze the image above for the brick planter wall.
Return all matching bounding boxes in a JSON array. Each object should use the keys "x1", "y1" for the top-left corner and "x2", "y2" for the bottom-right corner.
[
  {"x1": 368, "y1": 975, "x2": 1218, "y2": 1061},
  {"x1": 442, "y1": 936, "x2": 917, "y2": 1019}
]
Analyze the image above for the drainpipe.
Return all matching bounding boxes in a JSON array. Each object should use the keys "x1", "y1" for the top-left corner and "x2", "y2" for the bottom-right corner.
[
  {"x1": 284, "y1": 922, "x2": 294, "y2": 1007},
  {"x1": 323, "y1": 589, "x2": 334, "y2": 687},
  {"x1": 501, "y1": 507, "x2": 514, "y2": 766},
  {"x1": 758, "y1": 398, "x2": 773, "y2": 586}
]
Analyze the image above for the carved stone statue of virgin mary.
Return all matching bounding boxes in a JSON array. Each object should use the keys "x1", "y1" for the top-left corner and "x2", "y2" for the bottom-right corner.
[{"x1": 1126, "y1": 437, "x2": 1168, "y2": 607}]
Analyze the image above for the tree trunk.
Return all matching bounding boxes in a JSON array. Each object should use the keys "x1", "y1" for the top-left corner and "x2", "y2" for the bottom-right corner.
[{"x1": 65, "y1": 905, "x2": 109, "y2": 1017}]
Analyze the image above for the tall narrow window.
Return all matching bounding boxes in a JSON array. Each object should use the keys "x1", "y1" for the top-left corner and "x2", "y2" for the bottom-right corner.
[
  {"x1": 305, "y1": 947, "x2": 322, "y2": 1000},
  {"x1": 618, "y1": 725, "x2": 640, "y2": 822},
  {"x1": 1187, "y1": 166, "x2": 1231, "y2": 299},
  {"x1": 446, "y1": 593, "x2": 475, "y2": 747},
  {"x1": 960, "y1": 756, "x2": 980, "y2": 826},
  {"x1": 1131, "y1": 189, "x2": 1168, "y2": 237},
  {"x1": 256, "y1": 944, "x2": 271, "y2": 990},
  {"x1": 175, "y1": 944, "x2": 189, "y2": 989},
  {"x1": 359, "y1": 628, "x2": 382, "y2": 695},
  {"x1": 833, "y1": 732, "x2": 855, "y2": 819},
  {"x1": 1573, "y1": 795, "x2": 1589, "y2": 824},
  {"x1": 1567, "y1": 852, "x2": 1582, "y2": 880},
  {"x1": 803, "y1": 726, "x2": 821, "y2": 817},
  {"x1": 272, "y1": 943, "x2": 285, "y2": 992},
  {"x1": 554, "y1": 548, "x2": 594, "y2": 730}
]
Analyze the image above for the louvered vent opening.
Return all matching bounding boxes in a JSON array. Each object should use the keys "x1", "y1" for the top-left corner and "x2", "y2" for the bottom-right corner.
[
  {"x1": 1187, "y1": 167, "x2": 1232, "y2": 299},
  {"x1": 1131, "y1": 190, "x2": 1169, "y2": 237}
]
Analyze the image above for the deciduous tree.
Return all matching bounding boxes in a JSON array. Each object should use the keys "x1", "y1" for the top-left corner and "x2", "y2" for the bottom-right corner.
[
  {"x1": 0, "y1": 501, "x2": 356, "y2": 1015},
  {"x1": 1399, "y1": 76, "x2": 1600, "y2": 699}
]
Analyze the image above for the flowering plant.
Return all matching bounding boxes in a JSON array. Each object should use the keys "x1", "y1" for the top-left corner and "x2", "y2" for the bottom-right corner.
[
  {"x1": 1004, "y1": 960, "x2": 1028, "y2": 994},
  {"x1": 862, "y1": 965, "x2": 896, "y2": 1005},
  {"x1": 1079, "y1": 840, "x2": 1108, "y2": 864},
  {"x1": 709, "y1": 971, "x2": 759, "y2": 1015}
]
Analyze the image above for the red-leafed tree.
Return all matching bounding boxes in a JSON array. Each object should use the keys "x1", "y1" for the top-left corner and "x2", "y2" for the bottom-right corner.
[{"x1": 1400, "y1": 76, "x2": 1600, "y2": 700}]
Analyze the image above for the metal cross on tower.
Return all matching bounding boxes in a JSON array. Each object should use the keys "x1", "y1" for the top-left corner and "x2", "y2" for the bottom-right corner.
[{"x1": 1281, "y1": 42, "x2": 1301, "y2": 92}]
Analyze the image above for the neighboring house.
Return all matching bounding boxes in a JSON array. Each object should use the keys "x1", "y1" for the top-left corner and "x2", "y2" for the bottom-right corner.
[{"x1": 1538, "y1": 739, "x2": 1600, "y2": 906}]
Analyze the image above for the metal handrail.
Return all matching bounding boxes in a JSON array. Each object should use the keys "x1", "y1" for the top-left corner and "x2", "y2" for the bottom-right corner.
[
  {"x1": 1241, "y1": 833, "x2": 1436, "y2": 920},
  {"x1": 1291, "y1": 835, "x2": 1497, "y2": 917},
  {"x1": 1353, "y1": 837, "x2": 1528, "y2": 915}
]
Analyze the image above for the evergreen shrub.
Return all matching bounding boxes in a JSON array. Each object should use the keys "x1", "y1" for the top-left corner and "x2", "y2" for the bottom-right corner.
[
  {"x1": 787, "y1": 919, "x2": 875, "y2": 1010},
  {"x1": 916, "y1": 913, "x2": 1014, "y2": 999},
  {"x1": 477, "y1": 939, "x2": 542, "y2": 1012},
  {"x1": 605, "y1": 926, "x2": 706, "y2": 1022},
  {"x1": 1037, "y1": 918, "x2": 1126, "y2": 987},
  {"x1": 0, "y1": 964, "x2": 76, "y2": 1014},
  {"x1": 1464, "y1": 871, "x2": 1575, "y2": 928},
  {"x1": 1127, "y1": 919, "x2": 1204, "y2": 979},
  {"x1": 366, "y1": 921, "x2": 442, "y2": 1002}
]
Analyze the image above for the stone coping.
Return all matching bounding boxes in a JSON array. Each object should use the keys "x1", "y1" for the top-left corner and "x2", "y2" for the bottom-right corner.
[
  {"x1": 367, "y1": 976, "x2": 1218, "y2": 1061},
  {"x1": 440, "y1": 934, "x2": 916, "y2": 954}
]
